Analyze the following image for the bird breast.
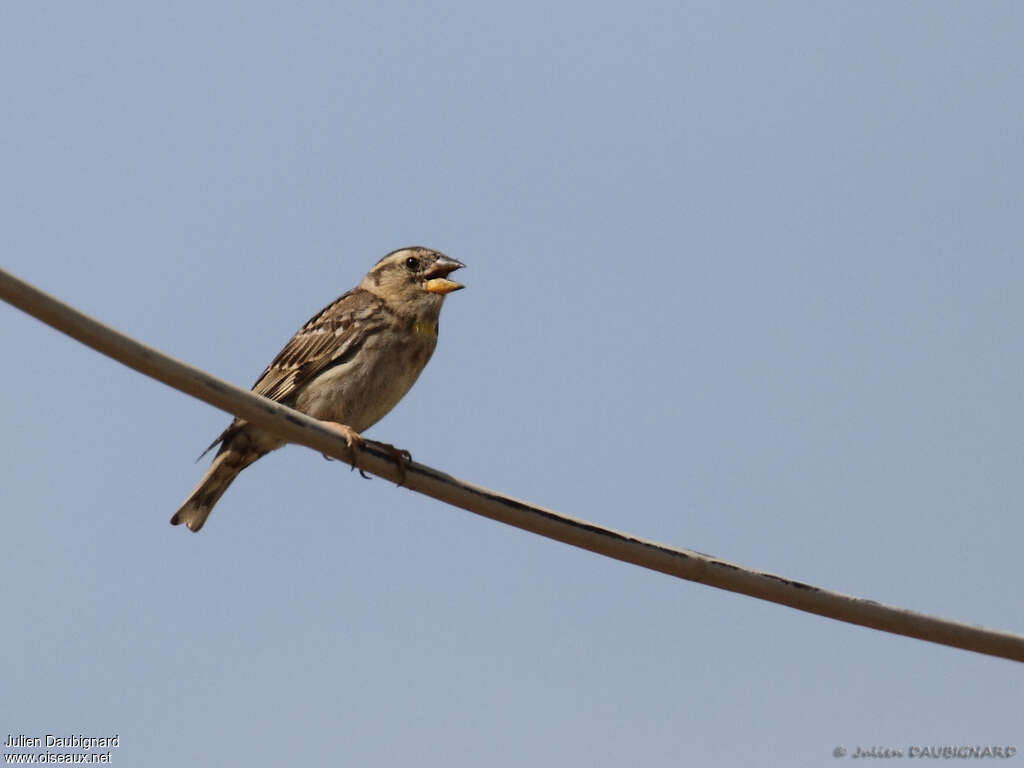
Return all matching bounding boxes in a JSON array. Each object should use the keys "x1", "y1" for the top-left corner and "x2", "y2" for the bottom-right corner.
[{"x1": 291, "y1": 329, "x2": 438, "y2": 433}]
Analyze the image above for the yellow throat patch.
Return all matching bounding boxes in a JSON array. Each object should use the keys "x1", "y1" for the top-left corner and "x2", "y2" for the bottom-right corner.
[{"x1": 413, "y1": 319, "x2": 438, "y2": 339}]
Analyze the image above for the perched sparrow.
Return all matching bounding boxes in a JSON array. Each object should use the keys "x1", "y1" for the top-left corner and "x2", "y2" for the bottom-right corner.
[{"x1": 171, "y1": 246, "x2": 465, "y2": 532}]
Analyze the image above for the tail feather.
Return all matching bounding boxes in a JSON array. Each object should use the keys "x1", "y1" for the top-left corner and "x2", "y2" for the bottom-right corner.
[{"x1": 171, "y1": 447, "x2": 260, "y2": 532}]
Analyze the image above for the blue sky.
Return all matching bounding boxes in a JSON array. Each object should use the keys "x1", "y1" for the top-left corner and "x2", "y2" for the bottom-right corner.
[{"x1": 3, "y1": 2, "x2": 1023, "y2": 765}]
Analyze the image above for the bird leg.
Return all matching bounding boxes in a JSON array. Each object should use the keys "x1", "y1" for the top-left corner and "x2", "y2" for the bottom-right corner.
[{"x1": 319, "y1": 421, "x2": 365, "y2": 471}]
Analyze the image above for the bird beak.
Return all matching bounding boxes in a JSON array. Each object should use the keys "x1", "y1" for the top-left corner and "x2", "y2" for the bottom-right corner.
[{"x1": 424, "y1": 256, "x2": 465, "y2": 294}]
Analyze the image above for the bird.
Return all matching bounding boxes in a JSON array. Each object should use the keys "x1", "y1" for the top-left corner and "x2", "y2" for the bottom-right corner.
[{"x1": 171, "y1": 246, "x2": 465, "y2": 532}]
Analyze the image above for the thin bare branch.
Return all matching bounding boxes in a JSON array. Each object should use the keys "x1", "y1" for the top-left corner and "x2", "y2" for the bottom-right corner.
[{"x1": 2, "y1": 266, "x2": 1022, "y2": 663}]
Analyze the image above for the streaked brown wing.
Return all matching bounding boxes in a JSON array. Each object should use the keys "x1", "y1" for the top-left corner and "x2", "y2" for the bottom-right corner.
[
  {"x1": 199, "y1": 287, "x2": 389, "y2": 459},
  {"x1": 250, "y1": 287, "x2": 387, "y2": 404}
]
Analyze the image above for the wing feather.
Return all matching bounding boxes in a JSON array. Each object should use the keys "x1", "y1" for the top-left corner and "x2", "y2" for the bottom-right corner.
[
  {"x1": 200, "y1": 287, "x2": 390, "y2": 458},
  {"x1": 250, "y1": 288, "x2": 388, "y2": 404}
]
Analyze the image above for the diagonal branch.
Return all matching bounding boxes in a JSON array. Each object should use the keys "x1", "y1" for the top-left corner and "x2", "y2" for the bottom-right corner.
[{"x1": 2, "y1": 266, "x2": 1023, "y2": 663}]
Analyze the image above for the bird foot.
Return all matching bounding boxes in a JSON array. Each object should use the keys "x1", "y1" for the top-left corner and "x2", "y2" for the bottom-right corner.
[
  {"x1": 319, "y1": 421, "x2": 365, "y2": 471},
  {"x1": 370, "y1": 441, "x2": 413, "y2": 486}
]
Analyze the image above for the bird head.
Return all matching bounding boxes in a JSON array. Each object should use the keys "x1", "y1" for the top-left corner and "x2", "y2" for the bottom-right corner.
[{"x1": 362, "y1": 247, "x2": 465, "y2": 311}]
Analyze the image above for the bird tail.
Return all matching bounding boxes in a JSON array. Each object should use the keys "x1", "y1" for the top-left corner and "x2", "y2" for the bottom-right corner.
[{"x1": 171, "y1": 446, "x2": 260, "y2": 532}]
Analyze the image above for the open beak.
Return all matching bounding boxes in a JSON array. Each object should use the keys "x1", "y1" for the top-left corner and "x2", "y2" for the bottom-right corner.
[{"x1": 424, "y1": 255, "x2": 465, "y2": 295}]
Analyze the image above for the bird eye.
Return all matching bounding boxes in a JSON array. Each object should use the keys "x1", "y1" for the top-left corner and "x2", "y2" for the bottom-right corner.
[{"x1": 405, "y1": 257, "x2": 420, "y2": 271}]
